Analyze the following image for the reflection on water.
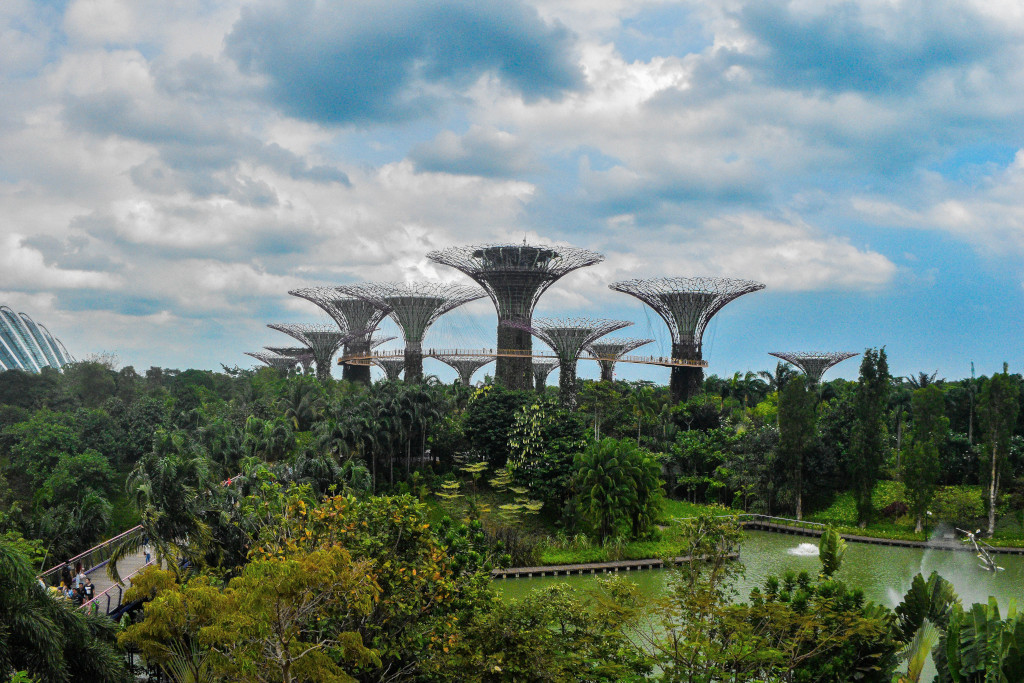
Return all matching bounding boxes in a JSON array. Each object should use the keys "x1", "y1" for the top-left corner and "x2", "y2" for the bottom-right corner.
[{"x1": 498, "y1": 531, "x2": 1024, "y2": 612}]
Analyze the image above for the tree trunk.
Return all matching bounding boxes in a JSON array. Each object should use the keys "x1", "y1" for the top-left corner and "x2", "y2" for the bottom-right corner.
[
  {"x1": 795, "y1": 486, "x2": 802, "y2": 521},
  {"x1": 915, "y1": 515, "x2": 923, "y2": 534},
  {"x1": 989, "y1": 442, "x2": 998, "y2": 537}
]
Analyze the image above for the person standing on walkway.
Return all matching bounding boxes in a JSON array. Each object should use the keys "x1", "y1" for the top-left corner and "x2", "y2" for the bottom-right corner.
[{"x1": 143, "y1": 541, "x2": 151, "y2": 564}]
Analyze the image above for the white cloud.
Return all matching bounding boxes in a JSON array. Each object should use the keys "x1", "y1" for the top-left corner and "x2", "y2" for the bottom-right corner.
[{"x1": 0, "y1": 234, "x2": 121, "y2": 290}]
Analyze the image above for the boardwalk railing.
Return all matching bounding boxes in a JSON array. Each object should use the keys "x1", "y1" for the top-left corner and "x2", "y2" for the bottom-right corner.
[
  {"x1": 81, "y1": 558, "x2": 156, "y2": 616},
  {"x1": 38, "y1": 525, "x2": 145, "y2": 587},
  {"x1": 339, "y1": 347, "x2": 708, "y2": 368}
]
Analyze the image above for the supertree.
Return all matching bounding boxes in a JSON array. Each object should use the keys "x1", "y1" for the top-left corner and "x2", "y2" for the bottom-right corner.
[
  {"x1": 267, "y1": 323, "x2": 351, "y2": 383},
  {"x1": 265, "y1": 346, "x2": 315, "y2": 374},
  {"x1": 427, "y1": 243, "x2": 604, "y2": 390},
  {"x1": 609, "y1": 276, "x2": 765, "y2": 401},
  {"x1": 768, "y1": 352, "x2": 859, "y2": 386},
  {"x1": 432, "y1": 354, "x2": 494, "y2": 386},
  {"x1": 244, "y1": 351, "x2": 295, "y2": 372},
  {"x1": 336, "y1": 282, "x2": 484, "y2": 383},
  {"x1": 289, "y1": 287, "x2": 393, "y2": 385},
  {"x1": 587, "y1": 338, "x2": 654, "y2": 382},
  {"x1": 504, "y1": 317, "x2": 631, "y2": 406},
  {"x1": 532, "y1": 359, "x2": 559, "y2": 393},
  {"x1": 373, "y1": 357, "x2": 406, "y2": 382}
]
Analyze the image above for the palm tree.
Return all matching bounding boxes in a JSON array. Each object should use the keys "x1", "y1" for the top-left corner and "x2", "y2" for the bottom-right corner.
[
  {"x1": 905, "y1": 371, "x2": 943, "y2": 390},
  {"x1": 759, "y1": 362, "x2": 799, "y2": 393},
  {"x1": 0, "y1": 542, "x2": 129, "y2": 682}
]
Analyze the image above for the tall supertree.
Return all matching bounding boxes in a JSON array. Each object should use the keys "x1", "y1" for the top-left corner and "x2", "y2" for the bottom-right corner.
[
  {"x1": 427, "y1": 243, "x2": 604, "y2": 390},
  {"x1": 289, "y1": 287, "x2": 393, "y2": 385},
  {"x1": 373, "y1": 357, "x2": 406, "y2": 382},
  {"x1": 768, "y1": 352, "x2": 859, "y2": 386},
  {"x1": 336, "y1": 282, "x2": 484, "y2": 383},
  {"x1": 433, "y1": 354, "x2": 494, "y2": 386},
  {"x1": 504, "y1": 317, "x2": 631, "y2": 406},
  {"x1": 244, "y1": 351, "x2": 295, "y2": 372},
  {"x1": 532, "y1": 359, "x2": 559, "y2": 393},
  {"x1": 587, "y1": 338, "x2": 654, "y2": 382},
  {"x1": 609, "y1": 277, "x2": 765, "y2": 401},
  {"x1": 267, "y1": 323, "x2": 350, "y2": 383},
  {"x1": 265, "y1": 346, "x2": 315, "y2": 374}
]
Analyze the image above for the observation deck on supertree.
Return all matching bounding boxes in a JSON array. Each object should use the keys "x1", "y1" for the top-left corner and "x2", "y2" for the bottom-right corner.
[
  {"x1": 373, "y1": 357, "x2": 405, "y2": 382},
  {"x1": 532, "y1": 359, "x2": 559, "y2": 393},
  {"x1": 336, "y1": 282, "x2": 484, "y2": 383},
  {"x1": 289, "y1": 287, "x2": 393, "y2": 385},
  {"x1": 433, "y1": 354, "x2": 494, "y2": 386},
  {"x1": 768, "y1": 351, "x2": 859, "y2": 386},
  {"x1": 265, "y1": 346, "x2": 315, "y2": 374},
  {"x1": 267, "y1": 323, "x2": 351, "y2": 383},
  {"x1": 245, "y1": 351, "x2": 296, "y2": 371},
  {"x1": 427, "y1": 243, "x2": 604, "y2": 390},
  {"x1": 609, "y1": 276, "x2": 765, "y2": 401},
  {"x1": 504, "y1": 317, "x2": 631, "y2": 406},
  {"x1": 587, "y1": 338, "x2": 654, "y2": 382}
]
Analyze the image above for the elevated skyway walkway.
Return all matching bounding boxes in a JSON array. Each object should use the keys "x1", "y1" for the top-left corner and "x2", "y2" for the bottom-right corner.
[{"x1": 339, "y1": 347, "x2": 708, "y2": 369}]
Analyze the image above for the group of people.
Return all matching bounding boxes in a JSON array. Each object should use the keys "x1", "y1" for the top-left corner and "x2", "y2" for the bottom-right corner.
[{"x1": 50, "y1": 561, "x2": 97, "y2": 606}]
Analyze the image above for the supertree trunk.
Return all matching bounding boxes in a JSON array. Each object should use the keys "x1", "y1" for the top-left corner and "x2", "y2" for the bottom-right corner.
[
  {"x1": 598, "y1": 360, "x2": 615, "y2": 382},
  {"x1": 559, "y1": 359, "x2": 578, "y2": 407},
  {"x1": 670, "y1": 343, "x2": 703, "y2": 402},
  {"x1": 316, "y1": 360, "x2": 331, "y2": 383},
  {"x1": 342, "y1": 343, "x2": 372, "y2": 385},
  {"x1": 404, "y1": 342, "x2": 424, "y2": 383},
  {"x1": 497, "y1": 323, "x2": 533, "y2": 390}
]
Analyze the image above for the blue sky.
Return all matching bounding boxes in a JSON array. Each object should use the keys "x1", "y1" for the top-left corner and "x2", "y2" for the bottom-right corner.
[{"x1": 2, "y1": 0, "x2": 1023, "y2": 384}]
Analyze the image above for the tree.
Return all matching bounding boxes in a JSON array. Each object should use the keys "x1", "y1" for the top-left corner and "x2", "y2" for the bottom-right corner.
[
  {"x1": 849, "y1": 348, "x2": 890, "y2": 527},
  {"x1": 978, "y1": 364, "x2": 1020, "y2": 536},
  {"x1": 0, "y1": 540, "x2": 129, "y2": 683},
  {"x1": 777, "y1": 374, "x2": 816, "y2": 519},
  {"x1": 905, "y1": 385, "x2": 948, "y2": 532},
  {"x1": 571, "y1": 438, "x2": 663, "y2": 541},
  {"x1": 204, "y1": 547, "x2": 379, "y2": 683}
]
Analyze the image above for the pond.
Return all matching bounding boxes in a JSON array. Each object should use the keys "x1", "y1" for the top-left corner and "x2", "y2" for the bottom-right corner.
[{"x1": 497, "y1": 530, "x2": 1024, "y2": 612}]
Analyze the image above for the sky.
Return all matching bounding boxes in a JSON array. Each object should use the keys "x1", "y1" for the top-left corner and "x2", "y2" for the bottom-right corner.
[{"x1": 2, "y1": 0, "x2": 1024, "y2": 385}]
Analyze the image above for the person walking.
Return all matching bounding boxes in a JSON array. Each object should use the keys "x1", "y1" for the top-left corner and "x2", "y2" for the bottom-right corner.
[{"x1": 143, "y1": 541, "x2": 151, "y2": 564}]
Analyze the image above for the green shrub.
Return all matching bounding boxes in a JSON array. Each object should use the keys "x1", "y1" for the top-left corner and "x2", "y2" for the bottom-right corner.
[
  {"x1": 571, "y1": 437, "x2": 663, "y2": 541},
  {"x1": 931, "y1": 486, "x2": 985, "y2": 528}
]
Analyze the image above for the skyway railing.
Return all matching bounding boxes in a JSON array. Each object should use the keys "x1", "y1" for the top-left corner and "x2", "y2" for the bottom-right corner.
[
  {"x1": 339, "y1": 347, "x2": 708, "y2": 368},
  {"x1": 38, "y1": 524, "x2": 145, "y2": 587},
  {"x1": 81, "y1": 558, "x2": 156, "y2": 616}
]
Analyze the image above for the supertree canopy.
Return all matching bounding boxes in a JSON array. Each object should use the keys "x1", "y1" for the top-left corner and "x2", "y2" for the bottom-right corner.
[
  {"x1": 244, "y1": 351, "x2": 296, "y2": 371},
  {"x1": 504, "y1": 317, "x2": 631, "y2": 406},
  {"x1": 433, "y1": 354, "x2": 494, "y2": 386},
  {"x1": 289, "y1": 287, "x2": 393, "y2": 385},
  {"x1": 373, "y1": 357, "x2": 405, "y2": 382},
  {"x1": 336, "y1": 282, "x2": 484, "y2": 383},
  {"x1": 609, "y1": 276, "x2": 765, "y2": 401},
  {"x1": 427, "y1": 243, "x2": 604, "y2": 390},
  {"x1": 267, "y1": 323, "x2": 351, "y2": 383},
  {"x1": 265, "y1": 346, "x2": 315, "y2": 374},
  {"x1": 532, "y1": 359, "x2": 559, "y2": 393},
  {"x1": 587, "y1": 338, "x2": 654, "y2": 382},
  {"x1": 768, "y1": 351, "x2": 859, "y2": 385}
]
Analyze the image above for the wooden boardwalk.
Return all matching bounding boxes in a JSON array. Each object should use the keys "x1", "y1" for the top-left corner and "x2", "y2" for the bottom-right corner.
[
  {"x1": 492, "y1": 553, "x2": 739, "y2": 579},
  {"x1": 741, "y1": 519, "x2": 1024, "y2": 555}
]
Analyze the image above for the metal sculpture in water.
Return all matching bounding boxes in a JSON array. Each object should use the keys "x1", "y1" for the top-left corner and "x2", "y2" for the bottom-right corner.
[
  {"x1": 504, "y1": 317, "x2": 631, "y2": 406},
  {"x1": 587, "y1": 338, "x2": 654, "y2": 382},
  {"x1": 768, "y1": 351, "x2": 859, "y2": 386},
  {"x1": 609, "y1": 276, "x2": 765, "y2": 401},
  {"x1": 336, "y1": 282, "x2": 485, "y2": 383},
  {"x1": 428, "y1": 243, "x2": 603, "y2": 390}
]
